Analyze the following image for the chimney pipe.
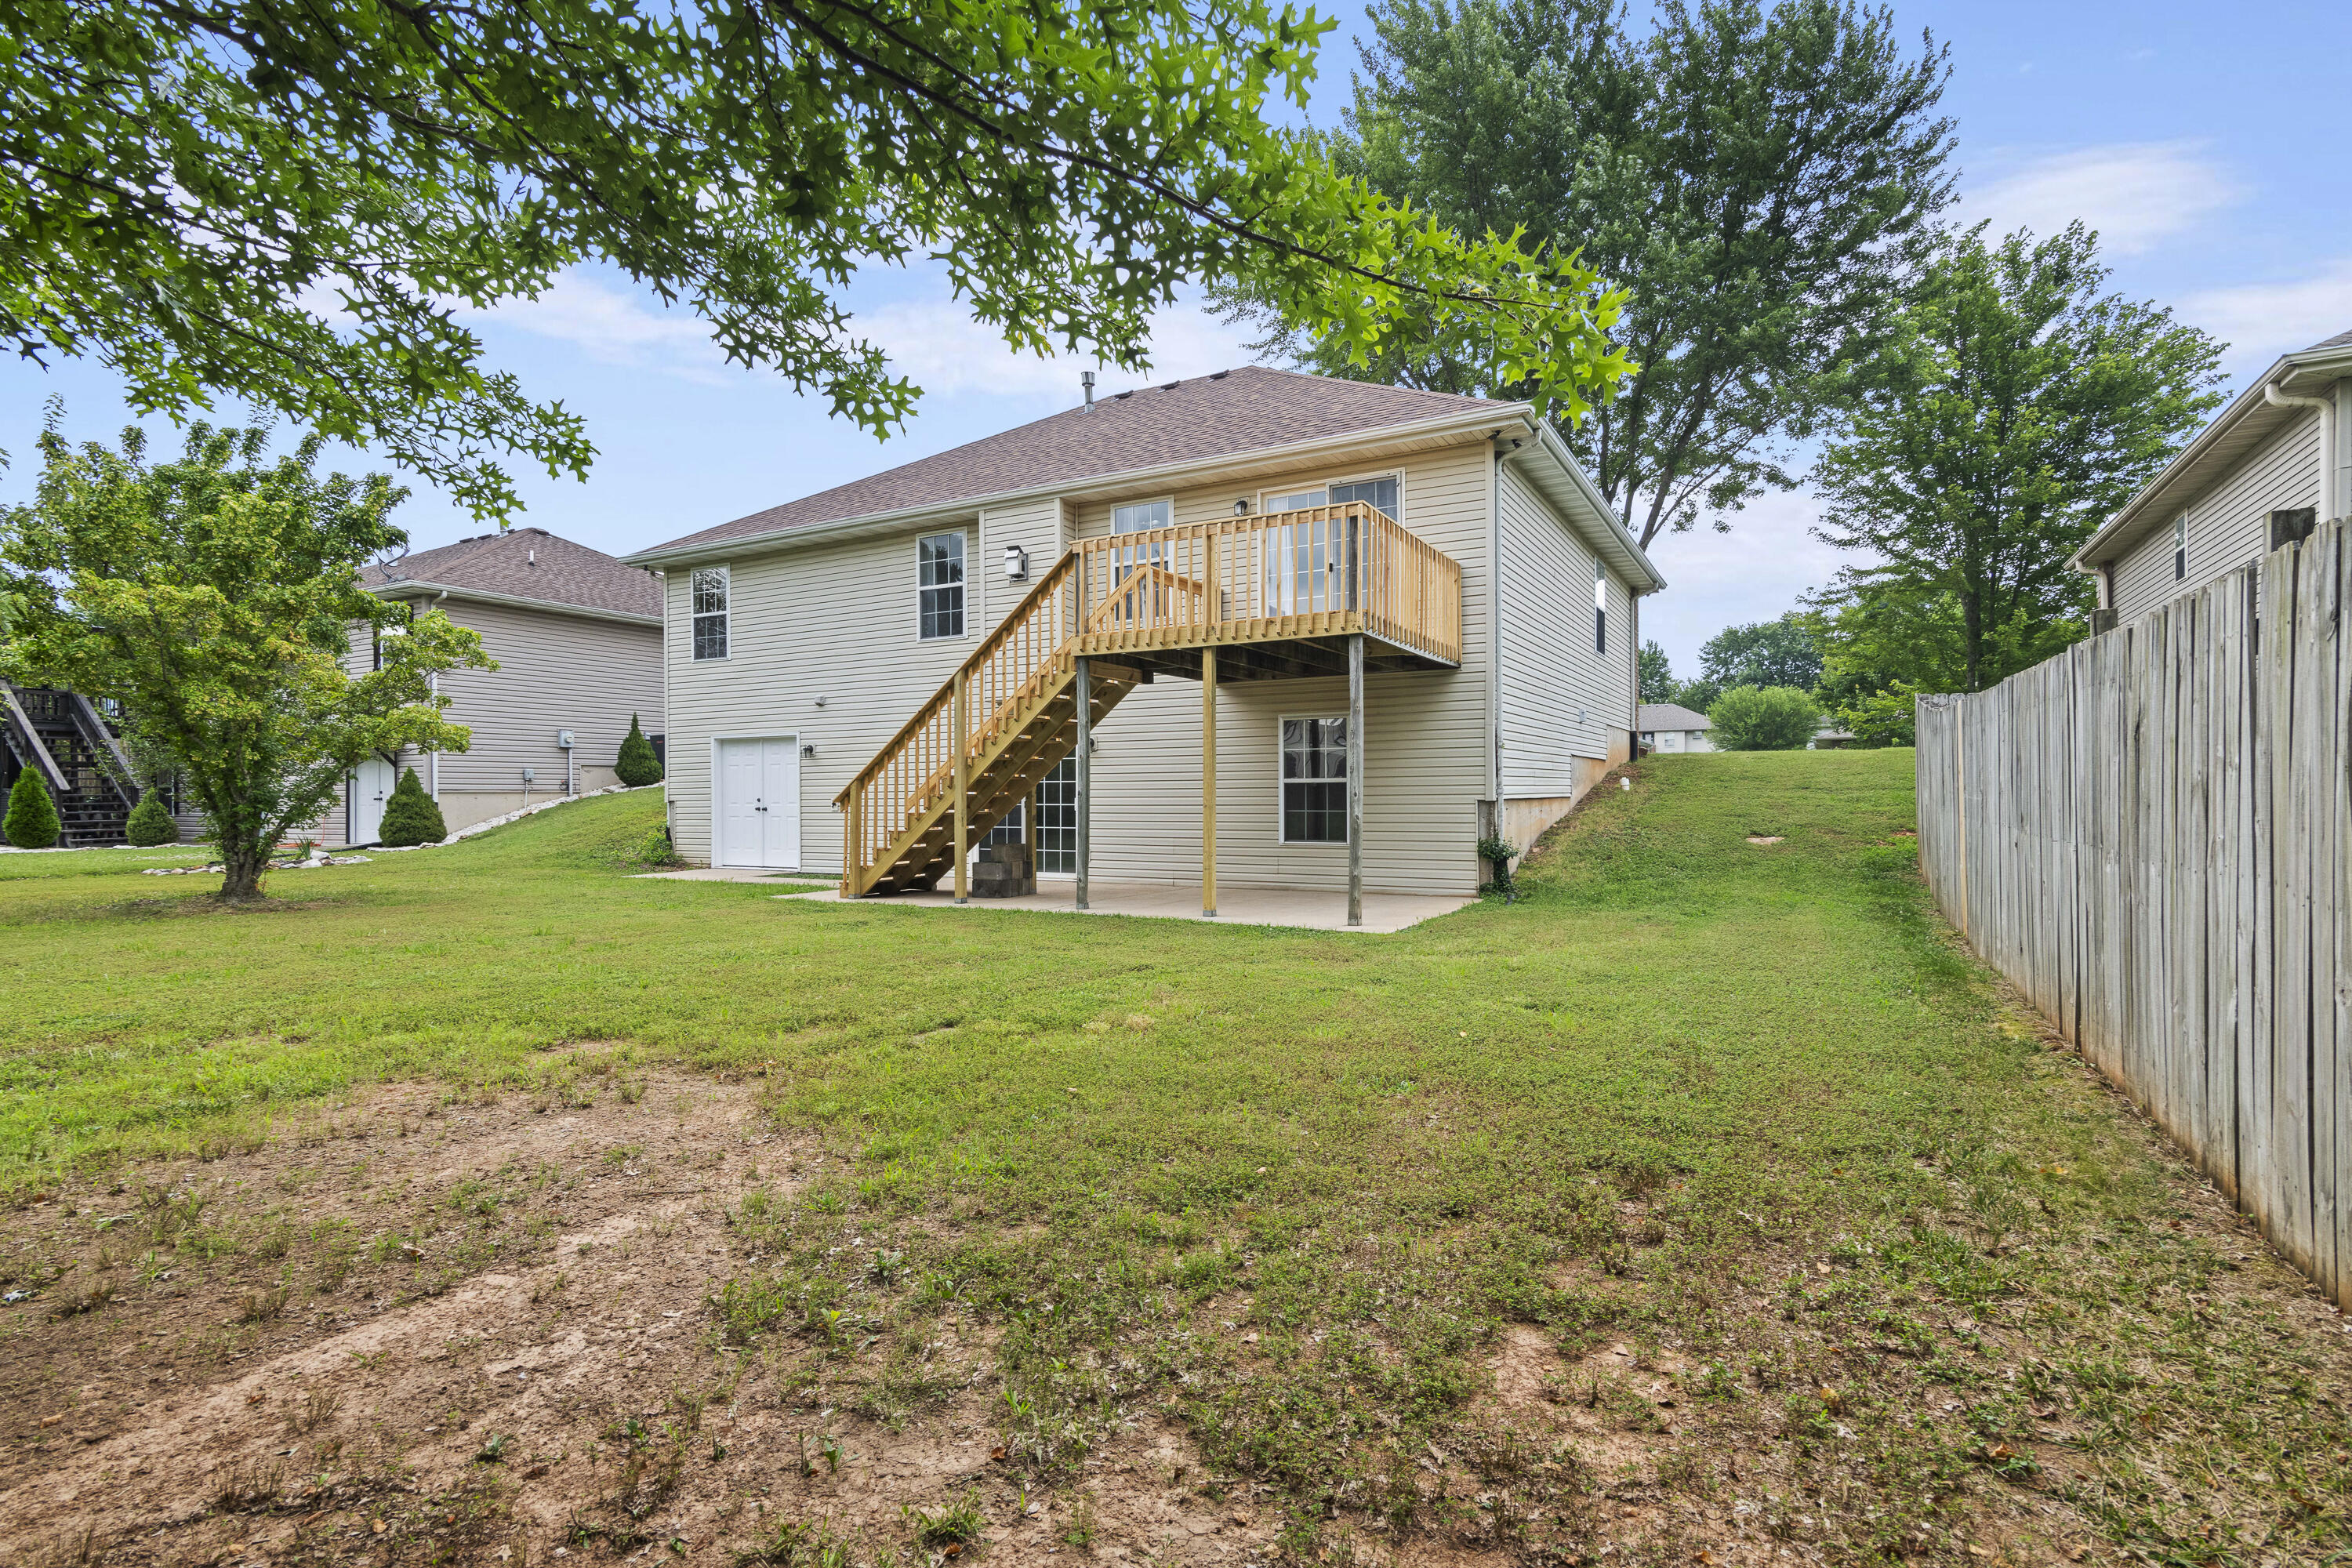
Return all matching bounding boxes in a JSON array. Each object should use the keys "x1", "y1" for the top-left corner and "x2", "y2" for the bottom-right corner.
[{"x1": 1081, "y1": 370, "x2": 1095, "y2": 411}]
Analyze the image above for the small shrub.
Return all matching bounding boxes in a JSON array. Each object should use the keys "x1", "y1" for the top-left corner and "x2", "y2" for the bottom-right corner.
[
  {"x1": 615, "y1": 713, "x2": 664, "y2": 787},
  {"x1": 376, "y1": 765, "x2": 447, "y2": 846},
  {"x1": 3, "y1": 769, "x2": 61, "y2": 848},
  {"x1": 1708, "y1": 684, "x2": 1822, "y2": 751},
  {"x1": 125, "y1": 790, "x2": 180, "y2": 844}
]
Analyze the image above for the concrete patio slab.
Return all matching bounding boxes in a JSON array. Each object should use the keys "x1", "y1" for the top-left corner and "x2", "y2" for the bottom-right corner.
[
  {"x1": 773, "y1": 879, "x2": 1475, "y2": 934},
  {"x1": 631, "y1": 866, "x2": 829, "y2": 884}
]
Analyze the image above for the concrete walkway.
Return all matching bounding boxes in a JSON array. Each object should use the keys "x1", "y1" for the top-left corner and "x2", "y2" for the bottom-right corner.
[{"x1": 773, "y1": 879, "x2": 1476, "y2": 935}]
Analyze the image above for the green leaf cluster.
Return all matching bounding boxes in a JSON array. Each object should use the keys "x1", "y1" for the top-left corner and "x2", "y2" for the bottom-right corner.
[
  {"x1": 1219, "y1": 0, "x2": 1956, "y2": 549},
  {"x1": 378, "y1": 767, "x2": 447, "y2": 848},
  {"x1": 1706, "y1": 684, "x2": 1820, "y2": 750},
  {"x1": 2, "y1": 0, "x2": 1633, "y2": 517},
  {"x1": 1809, "y1": 222, "x2": 2226, "y2": 693},
  {"x1": 0, "y1": 417, "x2": 495, "y2": 897},
  {"x1": 3, "y1": 770, "x2": 61, "y2": 849}
]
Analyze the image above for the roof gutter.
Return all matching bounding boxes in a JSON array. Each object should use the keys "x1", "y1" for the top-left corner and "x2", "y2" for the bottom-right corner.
[
  {"x1": 621, "y1": 405, "x2": 1534, "y2": 569},
  {"x1": 370, "y1": 578, "x2": 662, "y2": 628}
]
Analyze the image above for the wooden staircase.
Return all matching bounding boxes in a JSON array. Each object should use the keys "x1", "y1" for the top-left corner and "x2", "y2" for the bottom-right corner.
[
  {"x1": 2, "y1": 684, "x2": 140, "y2": 846},
  {"x1": 834, "y1": 502, "x2": 1465, "y2": 898},
  {"x1": 836, "y1": 552, "x2": 1142, "y2": 896}
]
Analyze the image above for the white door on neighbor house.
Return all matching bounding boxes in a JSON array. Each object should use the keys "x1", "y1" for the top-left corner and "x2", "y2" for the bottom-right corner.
[
  {"x1": 717, "y1": 738, "x2": 800, "y2": 869},
  {"x1": 349, "y1": 755, "x2": 397, "y2": 844}
]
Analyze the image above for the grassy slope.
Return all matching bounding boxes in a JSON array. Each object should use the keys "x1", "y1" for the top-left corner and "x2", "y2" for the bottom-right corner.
[{"x1": 2, "y1": 754, "x2": 2344, "y2": 1562}]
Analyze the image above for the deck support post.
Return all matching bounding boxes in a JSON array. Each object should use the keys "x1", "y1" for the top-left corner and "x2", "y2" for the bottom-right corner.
[
  {"x1": 1348, "y1": 631, "x2": 1364, "y2": 927},
  {"x1": 1074, "y1": 657, "x2": 1091, "y2": 911},
  {"x1": 1202, "y1": 645, "x2": 1218, "y2": 917},
  {"x1": 953, "y1": 668, "x2": 969, "y2": 905}
]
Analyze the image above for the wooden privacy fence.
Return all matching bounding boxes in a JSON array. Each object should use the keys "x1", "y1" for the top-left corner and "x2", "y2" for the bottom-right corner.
[{"x1": 1915, "y1": 517, "x2": 2350, "y2": 1307}]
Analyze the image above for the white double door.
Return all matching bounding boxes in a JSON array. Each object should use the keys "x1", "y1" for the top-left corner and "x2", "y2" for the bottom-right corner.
[
  {"x1": 717, "y1": 737, "x2": 800, "y2": 869},
  {"x1": 349, "y1": 755, "x2": 397, "y2": 845}
]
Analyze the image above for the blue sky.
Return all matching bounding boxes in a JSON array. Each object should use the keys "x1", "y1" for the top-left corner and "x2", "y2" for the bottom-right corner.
[{"x1": 5, "y1": 0, "x2": 2348, "y2": 677}]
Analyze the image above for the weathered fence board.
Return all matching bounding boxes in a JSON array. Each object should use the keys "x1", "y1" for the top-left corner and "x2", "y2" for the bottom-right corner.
[{"x1": 1917, "y1": 517, "x2": 2351, "y2": 1308}]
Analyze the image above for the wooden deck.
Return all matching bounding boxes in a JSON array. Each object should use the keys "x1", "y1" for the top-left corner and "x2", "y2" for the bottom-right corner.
[{"x1": 833, "y1": 503, "x2": 1462, "y2": 903}]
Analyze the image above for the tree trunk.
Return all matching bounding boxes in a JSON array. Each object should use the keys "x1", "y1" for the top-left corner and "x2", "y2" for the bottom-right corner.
[{"x1": 218, "y1": 837, "x2": 268, "y2": 901}]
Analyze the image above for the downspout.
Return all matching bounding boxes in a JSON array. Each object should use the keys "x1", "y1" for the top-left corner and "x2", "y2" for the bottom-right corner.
[
  {"x1": 2265, "y1": 383, "x2": 2337, "y2": 524},
  {"x1": 1487, "y1": 434, "x2": 1505, "y2": 828},
  {"x1": 428, "y1": 588, "x2": 449, "y2": 804}
]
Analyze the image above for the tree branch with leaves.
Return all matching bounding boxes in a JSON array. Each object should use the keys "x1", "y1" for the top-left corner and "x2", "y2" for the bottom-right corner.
[{"x1": 4, "y1": 0, "x2": 1634, "y2": 520}]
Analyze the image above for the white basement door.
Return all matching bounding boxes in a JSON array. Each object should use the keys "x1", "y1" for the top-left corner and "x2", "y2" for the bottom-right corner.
[
  {"x1": 349, "y1": 755, "x2": 396, "y2": 845},
  {"x1": 717, "y1": 738, "x2": 800, "y2": 869}
]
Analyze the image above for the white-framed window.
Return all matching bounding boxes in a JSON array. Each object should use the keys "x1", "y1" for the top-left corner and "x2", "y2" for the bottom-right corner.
[
  {"x1": 918, "y1": 532, "x2": 965, "y2": 640},
  {"x1": 1112, "y1": 498, "x2": 1174, "y2": 534},
  {"x1": 371, "y1": 601, "x2": 416, "y2": 670},
  {"x1": 2173, "y1": 512, "x2": 2187, "y2": 581},
  {"x1": 1279, "y1": 716, "x2": 1348, "y2": 844},
  {"x1": 1260, "y1": 472, "x2": 1402, "y2": 521},
  {"x1": 1593, "y1": 557, "x2": 1608, "y2": 653},
  {"x1": 1330, "y1": 474, "x2": 1401, "y2": 521},
  {"x1": 691, "y1": 567, "x2": 730, "y2": 660}
]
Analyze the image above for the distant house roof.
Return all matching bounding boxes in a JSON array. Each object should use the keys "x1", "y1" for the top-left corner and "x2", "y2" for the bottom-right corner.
[
  {"x1": 1639, "y1": 702, "x2": 1711, "y2": 731},
  {"x1": 2074, "y1": 325, "x2": 2352, "y2": 572},
  {"x1": 365, "y1": 528, "x2": 662, "y2": 622},
  {"x1": 634, "y1": 367, "x2": 1512, "y2": 558}
]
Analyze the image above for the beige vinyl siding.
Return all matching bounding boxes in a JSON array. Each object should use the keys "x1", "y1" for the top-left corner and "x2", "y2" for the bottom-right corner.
[
  {"x1": 661, "y1": 524, "x2": 981, "y2": 870},
  {"x1": 416, "y1": 601, "x2": 664, "y2": 799},
  {"x1": 978, "y1": 497, "x2": 1068, "y2": 630},
  {"x1": 1495, "y1": 467, "x2": 1634, "y2": 793},
  {"x1": 2112, "y1": 408, "x2": 2320, "y2": 622},
  {"x1": 1065, "y1": 437, "x2": 1493, "y2": 895}
]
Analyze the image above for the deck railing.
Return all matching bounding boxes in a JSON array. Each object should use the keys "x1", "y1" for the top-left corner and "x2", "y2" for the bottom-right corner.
[{"x1": 1071, "y1": 503, "x2": 1461, "y2": 666}]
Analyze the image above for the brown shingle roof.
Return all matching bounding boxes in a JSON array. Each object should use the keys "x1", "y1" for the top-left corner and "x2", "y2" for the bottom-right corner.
[
  {"x1": 640, "y1": 367, "x2": 1512, "y2": 554},
  {"x1": 2304, "y1": 327, "x2": 2352, "y2": 351},
  {"x1": 365, "y1": 528, "x2": 662, "y2": 619}
]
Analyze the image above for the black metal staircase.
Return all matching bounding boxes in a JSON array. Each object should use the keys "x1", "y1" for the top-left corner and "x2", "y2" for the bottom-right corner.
[{"x1": 2, "y1": 684, "x2": 139, "y2": 846}]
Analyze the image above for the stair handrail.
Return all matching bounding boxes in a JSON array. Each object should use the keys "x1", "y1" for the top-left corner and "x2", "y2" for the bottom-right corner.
[
  {"x1": 2, "y1": 684, "x2": 72, "y2": 800},
  {"x1": 64, "y1": 691, "x2": 140, "y2": 807},
  {"x1": 833, "y1": 550, "x2": 1081, "y2": 811}
]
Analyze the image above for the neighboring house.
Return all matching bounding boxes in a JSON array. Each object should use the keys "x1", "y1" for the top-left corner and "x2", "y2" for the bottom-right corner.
[
  {"x1": 1810, "y1": 720, "x2": 1856, "y2": 750},
  {"x1": 622, "y1": 367, "x2": 1665, "y2": 908},
  {"x1": 2074, "y1": 328, "x2": 2350, "y2": 622},
  {"x1": 319, "y1": 528, "x2": 666, "y2": 844},
  {"x1": 1637, "y1": 703, "x2": 1714, "y2": 753}
]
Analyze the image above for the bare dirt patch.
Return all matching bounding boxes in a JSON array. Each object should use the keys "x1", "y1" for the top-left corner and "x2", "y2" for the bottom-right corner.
[{"x1": 0, "y1": 1075, "x2": 1277, "y2": 1567}]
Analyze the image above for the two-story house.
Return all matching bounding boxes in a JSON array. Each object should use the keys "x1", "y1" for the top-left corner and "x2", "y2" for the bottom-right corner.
[{"x1": 622, "y1": 368, "x2": 1663, "y2": 920}]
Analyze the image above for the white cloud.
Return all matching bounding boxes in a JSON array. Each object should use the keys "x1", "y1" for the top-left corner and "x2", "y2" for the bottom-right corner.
[
  {"x1": 1962, "y1": 141, "x2": 2241, "y2": 256},
  {"x1": 1638, "y1": 487, "x2": 1852, "y2": 673},
  {"x1": 463, "y1": 270, "x2": 734, "y2": 385},
  {"x1": 2180, "y1": 260, "x2": 2352, "y2": 368},
  {"x1": 864, "y1": 292, "x2": 1261, "y2": 404}
]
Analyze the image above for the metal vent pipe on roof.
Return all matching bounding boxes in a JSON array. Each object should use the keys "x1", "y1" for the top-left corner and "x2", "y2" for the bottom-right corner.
[{"x1": 1081, "y1": 370, "x2": 1094, "y2": 411}]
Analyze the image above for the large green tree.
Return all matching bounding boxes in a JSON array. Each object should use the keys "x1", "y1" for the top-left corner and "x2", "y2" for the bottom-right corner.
[
  {"x1": 2, "y1": 0, "x2": 1631, "y2": 520},
  {"x1": 1219, "y1": 0, "x2": 1955, "y2": 549},
  {"x1": 1810, "y1": 223, "x2": 2225, "y2": 692},
  {"x1": 1697, "y1": 612, "x2": 1822, "y2": 694},
  {"x1": 0, "y1": 419, "x2": 492, "y2": 898}
]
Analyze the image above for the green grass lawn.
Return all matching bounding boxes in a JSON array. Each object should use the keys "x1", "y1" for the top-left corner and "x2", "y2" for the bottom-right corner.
[{"x1": 3, "y1": 753, "x2": 2344, "y2": 1563}]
